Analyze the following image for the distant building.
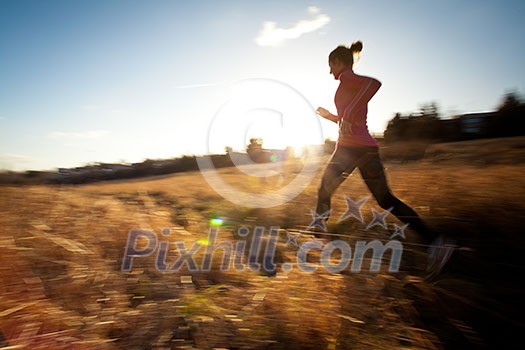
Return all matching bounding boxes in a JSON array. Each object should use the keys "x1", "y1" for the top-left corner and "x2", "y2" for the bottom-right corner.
[{"x1": 458, "y1": 112, "x2": 496, "y2": 137}]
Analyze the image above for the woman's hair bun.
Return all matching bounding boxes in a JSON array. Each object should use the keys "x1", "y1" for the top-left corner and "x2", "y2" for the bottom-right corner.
[{"x1": 349, "y1": 40, "x2": 363, "y2": 53}]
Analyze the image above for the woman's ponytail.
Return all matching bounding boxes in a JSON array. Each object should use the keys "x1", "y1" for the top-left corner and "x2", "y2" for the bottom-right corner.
[
  {"x1": 329, "y1": 40, "x2": 363, "y2": 66},
  {"x1": 349, "y1": 40, "x2": 363, "y2": 54}
]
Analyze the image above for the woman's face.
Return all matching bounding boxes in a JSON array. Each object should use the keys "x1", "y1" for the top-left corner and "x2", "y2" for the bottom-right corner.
[{"x1": 329, "y1": 58, "x2": 346, "y2": 80}]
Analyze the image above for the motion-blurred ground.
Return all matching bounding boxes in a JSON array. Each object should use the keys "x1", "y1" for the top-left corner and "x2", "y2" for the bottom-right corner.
[{"x1": 1, "y1": 137, "x2": 525, "y2": 349}]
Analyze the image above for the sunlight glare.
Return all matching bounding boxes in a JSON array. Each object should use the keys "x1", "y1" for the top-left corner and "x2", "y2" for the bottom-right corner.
[{"x1": 207, "y1": 79, "x2": 324, "y2": 154}]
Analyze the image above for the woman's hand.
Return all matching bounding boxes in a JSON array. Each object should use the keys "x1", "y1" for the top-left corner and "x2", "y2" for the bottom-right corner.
[
  {"x1": 316, "y1": 107, "x2": 330, "y2": 118},
  {"x1": 316, "y1": 107, "x2": 337, "y2": 123}
]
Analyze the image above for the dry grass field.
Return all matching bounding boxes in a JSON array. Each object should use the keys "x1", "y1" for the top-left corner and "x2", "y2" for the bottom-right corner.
[{"x1": 2, "y1": 137, "x2": 525, "y2": 349}]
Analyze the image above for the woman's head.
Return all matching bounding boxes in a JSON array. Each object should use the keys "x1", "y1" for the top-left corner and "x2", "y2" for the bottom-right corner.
[{"x1": 328, "y1": 41, "x2": 363, "y2": 79}]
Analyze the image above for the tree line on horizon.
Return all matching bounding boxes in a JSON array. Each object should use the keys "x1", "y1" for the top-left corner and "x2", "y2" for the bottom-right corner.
[
  {"x1": 2, "y1": 92, "x2": 523, "y2": 185},
  {"x1": 383, "y1": 92, "x2": 525, "y2": 144}
]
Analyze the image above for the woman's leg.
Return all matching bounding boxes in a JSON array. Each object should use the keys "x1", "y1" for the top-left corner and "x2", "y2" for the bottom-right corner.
[
  {"x1": 358, "y1": 150, "x2": 434, "y2": 242},
  {"x1": 315, "y1": 147, "x2": 362, "y2": 217}
]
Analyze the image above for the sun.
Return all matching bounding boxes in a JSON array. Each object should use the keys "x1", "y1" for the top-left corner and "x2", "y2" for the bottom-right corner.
[{"x1": 208, "y1": 79, "x2": 325, "y2": 155}]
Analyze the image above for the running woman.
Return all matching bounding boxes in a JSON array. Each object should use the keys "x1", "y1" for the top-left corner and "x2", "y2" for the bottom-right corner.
[{"x1": 314, "y1": 41, "x2": 454, "y2": 274}]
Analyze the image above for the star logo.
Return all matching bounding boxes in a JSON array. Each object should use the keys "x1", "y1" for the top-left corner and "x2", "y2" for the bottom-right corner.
[
  {"x1": 390, "y1": 223, "x2": 409, "y2": 240},
  {"x1": 366, "y1": 208, "x2": 392, "y2": 230},
  {"x1": 307, "y1": 209, "x2": 331, "y2": 232},
  {"x1": 337, "y1": 195, "x2": 370, "y2": 223},
  {"x1": 286, "y1": 232, "x2": 301, "y2": 246}
]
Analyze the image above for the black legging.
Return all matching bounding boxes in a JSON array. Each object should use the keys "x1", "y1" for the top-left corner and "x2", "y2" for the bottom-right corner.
[{"x1": 316, "y1": 145, "x2": 433, "y2": 242}]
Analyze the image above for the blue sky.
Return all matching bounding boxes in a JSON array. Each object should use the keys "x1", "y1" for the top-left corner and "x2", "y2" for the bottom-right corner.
[{"x1": 1, "y1": 0, "x2": 524, "y2": 171}]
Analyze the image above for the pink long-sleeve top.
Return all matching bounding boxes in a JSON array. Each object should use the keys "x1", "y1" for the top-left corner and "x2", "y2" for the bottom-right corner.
[{"x1": 334, "y1": 67, "x2": 381, "y2": 147}]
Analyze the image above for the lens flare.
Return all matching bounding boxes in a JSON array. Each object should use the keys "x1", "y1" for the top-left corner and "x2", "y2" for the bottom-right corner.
[{"x1": 210, "y1": 217, "x2": 224, "y2": 226}]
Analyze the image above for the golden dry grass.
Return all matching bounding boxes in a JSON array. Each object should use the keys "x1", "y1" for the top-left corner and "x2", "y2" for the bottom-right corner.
[{"x1": 1, "y1": 137, "x2": 525, "y2": 349}]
